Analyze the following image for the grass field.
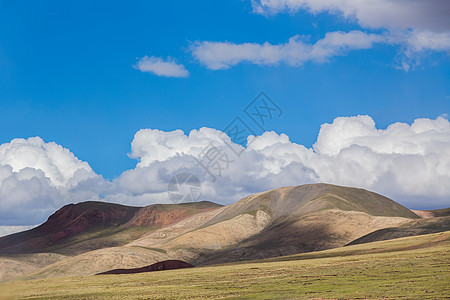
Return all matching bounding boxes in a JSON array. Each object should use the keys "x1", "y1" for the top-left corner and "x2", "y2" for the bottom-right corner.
[{"x1": 1, "y1": 231, "x2": 449, "y2": 299}]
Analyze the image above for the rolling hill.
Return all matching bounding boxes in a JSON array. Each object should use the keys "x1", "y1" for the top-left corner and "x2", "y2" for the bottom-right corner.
[
  {"x1": 187, "y1": 184, "x2": 422, "y2": 264},
  {"x1": 0, "y1": 183, "x2": 448, "y2": 281},
  {"x1": 0, "y1": 200, "x2": 221, "y2": 255},
  {"x1": 2, "y1": 231, "x2": 448, "y2": 299},
  {"x1": 347, "y1": 208, "x2": 450, "y2": 246}
]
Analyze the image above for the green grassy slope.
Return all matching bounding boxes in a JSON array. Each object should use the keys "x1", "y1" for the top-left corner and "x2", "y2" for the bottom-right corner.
[{"x1": 2, "y1": 231, "x2": 448, "y2": 299}]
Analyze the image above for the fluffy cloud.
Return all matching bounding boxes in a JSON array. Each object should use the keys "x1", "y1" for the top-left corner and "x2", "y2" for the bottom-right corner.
[
  {"x1": 0, "y1": 137, "x2": 94, "y2": 187},
  {"x1": 0, "y1": 137, "x2": 105, "y2": 226},
  {"x1": 251, "y1": 0, "x2": 450, "y2": 70},
  {"x1": 1, "y1": 116, "x2": 449, "y2": 229},
  {"x1": 135, "y1": 56, "x2": 189, "y2": 78},
  {"x1": 309, "y1": 116, "x2": 450, "y2": 201},
  {"x1": 117, "y1": 116, "x2": 450, "y2": 209},
  {"x1": 192, "y1": 31, "x2": 384, "y2": 70}
]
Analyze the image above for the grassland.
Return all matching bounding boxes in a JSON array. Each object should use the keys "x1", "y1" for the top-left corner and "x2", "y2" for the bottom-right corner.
[{"x1": 1, "y1": 231, "x2": 448, "y2": 299}]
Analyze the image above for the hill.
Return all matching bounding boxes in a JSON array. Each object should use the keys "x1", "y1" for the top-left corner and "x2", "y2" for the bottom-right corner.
[
  {"x1": 204, "y1": 184, "x2": 419, "y2": 224},
  {"x1": 1, "y1": 183, "x2": 449, "y2": 280},
  {"x1": 172, "y1": 184, "x2": 421, "y2": 264},
  {"x1": 0, "y1": 201, "x2": 220, "y2": 256},
  {"x1": 0, "y1": 201, "x2": 139, "y2": 255},
  {"x1": 347, "y1": 214, "x2": 450, "y2": 246},
  {"x1": 2, "y1": 231, "x2": 448, "y2": 299}
]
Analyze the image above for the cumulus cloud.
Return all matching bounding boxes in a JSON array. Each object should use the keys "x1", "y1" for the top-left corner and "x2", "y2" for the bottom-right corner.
[
  {"x1": 192, "y1": 31, "x2": 384, "y2": 69},
  {"x1": 1, "y1": 116, "x2": 449, "y2": 229},
  {"x1": 309, "y1": 116, "x2": 450, "y2": 201},
  {"x1": 135, "y1": 56, "x2": 189, "y2": 78},
  {"x1": 0, "y1": 137, "x2": 106, "y2": 226},
  {"x1": 0, "y1": 137, "x2": 94, "y2": 187},
  {"x1": 251, "y1": 0, "x2": 450, "y2": 70},
  {"x1": 117, "y1": 116, "x2": 450, "y2": 209}
]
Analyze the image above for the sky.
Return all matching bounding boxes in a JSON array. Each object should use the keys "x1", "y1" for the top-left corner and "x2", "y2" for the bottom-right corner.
[{"x1": 0, "y1": 0, "x2": 449, "y2": 236}]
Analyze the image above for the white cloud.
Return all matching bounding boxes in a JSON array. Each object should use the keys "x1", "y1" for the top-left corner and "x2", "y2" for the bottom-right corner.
[
  {"x1": 135, "y1": 56, "x2": 189, "y2": 78},
  {"x1": 117, "y1": 116, "x2": 450, "y2": 208},
  {"x1": 251, "y1": 0, "x2": 450, "y2": 70},
  {"x1": 0, "y1": 137, "x2": 105, "y2": 226},
  {"x1": 0, "y1": 137, "x2": 93, "y2": 187},
  {"x1": 129, "y1": 127, "x2": 231, "y2": 166},
  {"x1": 251, "y1": 0, "x2": 450, "y2": 32},
  {"x1": 308, "y1": 116, "x2": 450, "y2": 201},
  {"x1": 1, "y1": 116, "x2": 449, "y2": 230},
  {"x1": 403, "y1": 31, "x2": 450, "y2": 52},
  {"x1": 191, "y1": 31, "x2": 384, "y2": 70}
]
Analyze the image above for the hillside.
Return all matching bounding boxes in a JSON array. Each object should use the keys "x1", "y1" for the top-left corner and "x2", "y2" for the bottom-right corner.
[
  {"x1": 1, "y1": 183, "x2": 448, "y2": 280},
  {"x1": 0, "y1": 201, "x2": 139, "y2": 254},
  {"x1": 204, "y1": 184, "x2": 419, "y2": 226},
  {"x1": 2, "y1": 231, "x2": 448, "y2": 299},
  {"x1": 174, "y1": 184, "x2": 422, "y2": 264},
  {"x1": 347, "y1": 214, "x2": 450, "y2": 246},
  {"x1": 0, "y1": 201, "x2": 221, "y2": 256}
]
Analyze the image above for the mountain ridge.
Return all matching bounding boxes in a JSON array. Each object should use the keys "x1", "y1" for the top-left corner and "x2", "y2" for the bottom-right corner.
[
  {"x1": 0, "y1": 200, "x2": 221, "y2": 255},
  {"x1": 0, "y1": 183, "x2": 448, "y2": 280}
]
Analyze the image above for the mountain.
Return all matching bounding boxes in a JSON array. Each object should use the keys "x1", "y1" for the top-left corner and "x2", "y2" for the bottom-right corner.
[
  {"x1": 1, "y1": 183, "x2": 448, "y2": 281},
  {"x1": 184, "y1": 184, "x2": 421, "y2": 264},
  {"x1": 0, "y1": 202, "x2": 139, "y2": 255},
  {"x1": 0, "y1": 201, "x2": 221, "y2": 255}
]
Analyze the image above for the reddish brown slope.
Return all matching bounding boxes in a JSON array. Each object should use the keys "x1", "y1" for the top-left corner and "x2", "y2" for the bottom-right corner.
[
  {"x1": 0, "y1": 201, "x2": 222, "y2": 255},
  {"x1": 124, "y1": 202, "x2": 222, "y2": 228},
  {"x1": 0, "y1": 201, "x2": 140, "y2": 254},
  {"x1": 96, "y1": 260, "x2": 195, "y2": 275}
]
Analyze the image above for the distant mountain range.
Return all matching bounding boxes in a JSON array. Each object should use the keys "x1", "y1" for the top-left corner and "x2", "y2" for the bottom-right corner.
[{"x1": 0, "y1": 183, "x2": 448, "y2": 281}]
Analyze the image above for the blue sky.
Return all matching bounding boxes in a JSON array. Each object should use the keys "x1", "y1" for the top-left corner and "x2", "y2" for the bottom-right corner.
[
  {"x1": 1, "y1": 1, "x2": 450, "y2": 231},
  {"x1": 1, "y1": 0, "x2": 448, "y2": 178}
]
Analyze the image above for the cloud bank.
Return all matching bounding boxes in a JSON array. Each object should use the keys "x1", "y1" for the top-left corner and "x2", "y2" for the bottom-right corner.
[
  {"x1": 135, "y1": 56, "x2": 189, "y2": 78},
  {"x1": 120, "y1": 116, "x2": 450, "y2": 208},
  {"x1": 1, "y1": 116, "x2": 449, "y2": 233}
]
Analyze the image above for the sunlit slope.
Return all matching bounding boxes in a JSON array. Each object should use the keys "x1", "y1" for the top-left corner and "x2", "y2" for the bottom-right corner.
[
  {"x1": 21, "y1": 246, "x2": 171, "y2": 279},
  {"x1": 205, "y1": 184, "x2": 419, "y2": 226},
  {"x1": 0, "y1": 253, "x2": 66, "y2": 281},
  {"x1": 187, "y1": 184, "x2": 421, "y2": 264},
  {"x1": 123, "y1": 184, "x2": 423, "y2": 266}
]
